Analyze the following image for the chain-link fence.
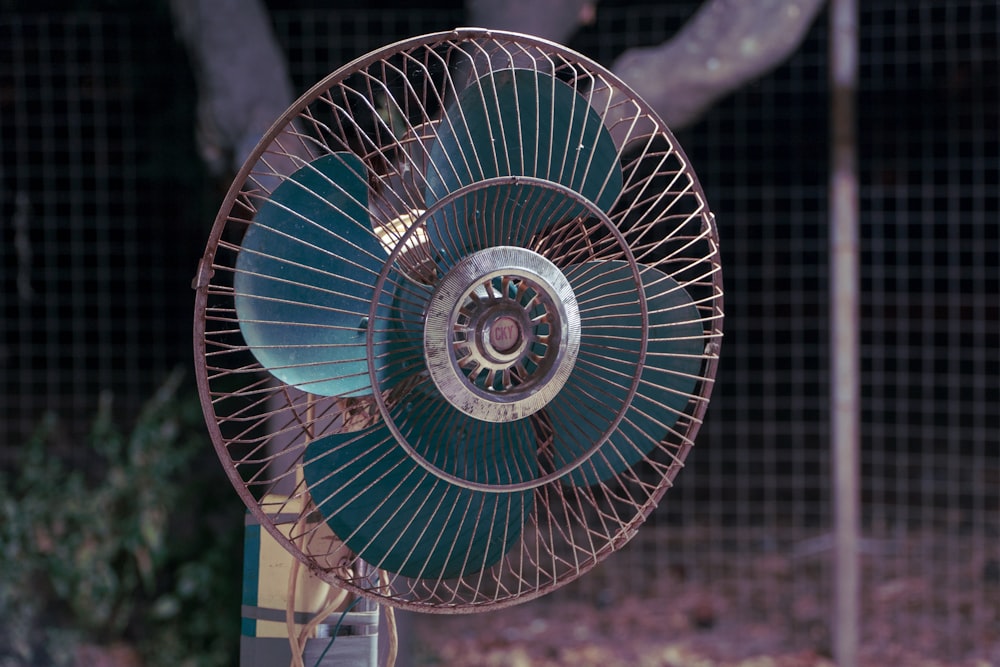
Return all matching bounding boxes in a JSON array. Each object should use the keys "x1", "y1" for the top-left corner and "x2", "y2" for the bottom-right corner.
[
  {"x1": 1, "y1": 10, "x2": 209, "y2": 447},
  {"x1": 2, "y1": 1, "x2": 997, "y2": 663}
]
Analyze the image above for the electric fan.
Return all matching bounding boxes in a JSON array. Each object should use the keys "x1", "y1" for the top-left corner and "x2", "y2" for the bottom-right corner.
[{"x1": 193, "y1": 28, "x2": 723, "y2": 621}]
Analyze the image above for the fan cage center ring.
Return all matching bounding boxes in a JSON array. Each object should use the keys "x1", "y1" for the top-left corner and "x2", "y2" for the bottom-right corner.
[{"x1": 424, "y1": 246, "x2": 581, "y2": 422}]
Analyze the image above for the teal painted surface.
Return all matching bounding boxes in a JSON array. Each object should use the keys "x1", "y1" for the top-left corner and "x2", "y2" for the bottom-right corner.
[
  {"x1": 382, "y1": 279, "x2": 432, "y2": 387},
  {"x1": 425, "y1": 69, "x2": 622, "y2": 258},
  {"x1": 549, "y1": 261, "x2": 704, "y2": 486},
  {"x1": 428, "y1": 180, "x2": 585, "y2": 264},
  {"x1": 303, "y1": 402, "x2": 536, "y2": 580},
  {"x1": 234, "y1": 152, "x2": 389, "y2": 397},
  {"x1": 241, "y1": 520, "x2": 261, "y2": 636}
]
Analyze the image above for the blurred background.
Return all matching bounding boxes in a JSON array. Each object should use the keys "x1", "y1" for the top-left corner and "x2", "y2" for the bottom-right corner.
[{"x1": 1, "y1": 1, "x2": 997, "y2": 666}]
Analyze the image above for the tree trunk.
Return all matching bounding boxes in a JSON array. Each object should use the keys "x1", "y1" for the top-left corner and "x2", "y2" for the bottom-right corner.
[{"x1": 168, "y1": 0, "x2": 294, "y2": 177}]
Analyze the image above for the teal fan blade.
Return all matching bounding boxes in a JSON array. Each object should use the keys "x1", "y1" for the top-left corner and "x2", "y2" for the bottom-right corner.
[
  {"x1": 428, "y1": 179, "x2": 588, "y2": 263},
  {"x1": 424, "y1": 69, "x2": 622, "y2": 257},
  {"x1": 380, "y1": 277, "x2": 433, "y2": 385},
  {"x1": 546, "y1": 261, "x2": 704, "y2": 486},
  {"x1": 233, "y1": 153, "x2": 388, "y2": 398},
  {"x1": 303, "y1": 403, "x2": 536, "y2": 579}
]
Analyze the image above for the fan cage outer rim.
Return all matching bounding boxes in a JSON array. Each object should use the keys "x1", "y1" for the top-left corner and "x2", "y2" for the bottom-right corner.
[{"x1": 192, "y1": 26, "x2": 726, "y2": 613}]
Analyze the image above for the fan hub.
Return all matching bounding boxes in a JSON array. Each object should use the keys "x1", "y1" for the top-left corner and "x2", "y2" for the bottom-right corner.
[{"x1": 424, "y1": 246, "x2": 581, "y2": 422}]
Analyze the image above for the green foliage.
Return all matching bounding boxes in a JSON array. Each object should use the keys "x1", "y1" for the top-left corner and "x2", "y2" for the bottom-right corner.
[{"x1": 0, "y1": 370, "x2": 242, "y2": 667}]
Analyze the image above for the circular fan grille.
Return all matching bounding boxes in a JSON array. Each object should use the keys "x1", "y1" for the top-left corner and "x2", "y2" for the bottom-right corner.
[{"x1": 193, "y1": 28, "x2": 723, "y2": 612}]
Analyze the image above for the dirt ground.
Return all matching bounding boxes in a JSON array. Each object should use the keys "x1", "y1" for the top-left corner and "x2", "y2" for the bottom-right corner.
[{"x1": 409, "y1": 533, "x2": 1000, "y2": 667}]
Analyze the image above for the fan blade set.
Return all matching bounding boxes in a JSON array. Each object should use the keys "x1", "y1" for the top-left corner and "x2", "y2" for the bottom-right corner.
[{"x1": 232, "y1": 67, "x2": 704, "y2": 583}]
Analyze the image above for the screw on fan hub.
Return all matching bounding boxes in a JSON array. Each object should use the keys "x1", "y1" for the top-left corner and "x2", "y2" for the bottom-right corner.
[{"x1": 424, "y1": 246, "x2": 580, "y2": 422}]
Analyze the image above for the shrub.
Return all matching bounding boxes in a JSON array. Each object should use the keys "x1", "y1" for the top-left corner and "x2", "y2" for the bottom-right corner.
[{"x1": 0, "y1": 370, "x2": 243, "y2": 667}]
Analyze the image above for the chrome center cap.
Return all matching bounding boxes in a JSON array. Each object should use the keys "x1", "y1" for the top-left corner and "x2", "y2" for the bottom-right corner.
[
  {"x1": 485, "y1": 314, "x2": 523, "y2": 355},
  {"x1": 423, "y1": 246, "x2": 580, "y2": 422}
]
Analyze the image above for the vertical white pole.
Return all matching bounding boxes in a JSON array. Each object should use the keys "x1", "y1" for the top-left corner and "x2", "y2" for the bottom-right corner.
[{"x1": 830, "y1": 0, "x2": 860, "y2": 665}]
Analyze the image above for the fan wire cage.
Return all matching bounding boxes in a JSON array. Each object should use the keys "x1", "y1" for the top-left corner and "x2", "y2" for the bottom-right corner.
[{"x1": 193, "y1": 28, "x2": 723, "y2": 613}]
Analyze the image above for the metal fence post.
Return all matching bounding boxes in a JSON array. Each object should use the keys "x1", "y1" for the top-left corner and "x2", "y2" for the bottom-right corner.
[{"x1": 830, "y1": 0, "x2": 860, "y2": 665}]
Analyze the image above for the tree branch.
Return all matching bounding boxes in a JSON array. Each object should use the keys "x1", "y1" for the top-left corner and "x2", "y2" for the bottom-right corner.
[
  {"x1": 466, "y1": 0, "x2": 597, "y2": 45},
  {"x1": 610, "y1": 0, "x2": 826, "y2": 129}
]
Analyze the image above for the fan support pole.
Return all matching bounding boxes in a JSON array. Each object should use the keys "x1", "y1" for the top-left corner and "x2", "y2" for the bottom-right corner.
[{"x1": 240, "y1": 396, "x2": 380, "y2": 667}]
